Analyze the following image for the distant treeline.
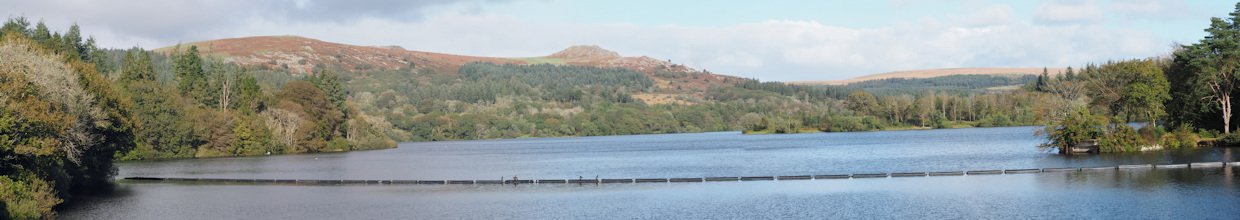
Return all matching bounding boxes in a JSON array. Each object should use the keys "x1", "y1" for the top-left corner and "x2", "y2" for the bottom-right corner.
[
  {"x1": 460, "y1": 62, "x2": 654, "y2": 90},
  {"x1": 711, "y1": 78, "x2": 860, "y2": 102},
  {"x1": 811, "y1": 74, "x2": 1037, "y2": 96},
  {"x1": 847, "y1": 74, "x2": 1036, "y2": 89}
]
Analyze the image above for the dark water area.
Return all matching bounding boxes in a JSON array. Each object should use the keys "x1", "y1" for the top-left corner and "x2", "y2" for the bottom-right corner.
[{"x1": 60, "y1": 126, "x2": 1240, "y2": 219}]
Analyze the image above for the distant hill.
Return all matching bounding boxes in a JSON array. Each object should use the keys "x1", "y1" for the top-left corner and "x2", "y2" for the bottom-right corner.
[
  {"x1": 790, "y1": 68, "x2": 1068, "y2": 86},
  {"x1": 151, "y1": 36, "x2": 740, "y2": 97},
  {"x1": 152, "y1": 35, "x2": 515, "y2": 75}
]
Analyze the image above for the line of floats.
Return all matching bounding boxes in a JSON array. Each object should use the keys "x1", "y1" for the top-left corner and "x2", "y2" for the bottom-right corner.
[{"x1": 125, "y1": 161, "x2": 1240, "y2": 185}]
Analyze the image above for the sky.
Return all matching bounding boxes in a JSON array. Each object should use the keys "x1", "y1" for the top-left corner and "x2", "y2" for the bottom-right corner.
[{"x1": 2, "y1": 0, "x2": 1235, "y2": 81}]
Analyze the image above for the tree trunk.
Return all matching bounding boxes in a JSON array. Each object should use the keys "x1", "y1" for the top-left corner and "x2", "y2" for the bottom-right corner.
[
  {"x1": 1224, "y1": 93, "x2": 1232, "y2": 134},
  {"x1": 1209, "y1": 80, "x2": 1234, "y2": 134},
  {"x1": 219, "y1": 78, "x2": 231, "y2": 111}
]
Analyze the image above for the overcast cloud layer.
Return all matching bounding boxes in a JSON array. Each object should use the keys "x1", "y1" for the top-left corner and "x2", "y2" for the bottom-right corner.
[{"x1": 1, "y1": 0, "x2": 1227, "y2": 81}]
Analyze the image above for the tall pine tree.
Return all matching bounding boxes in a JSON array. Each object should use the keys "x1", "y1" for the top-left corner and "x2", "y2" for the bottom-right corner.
[
  {"x1": 316, "y1": 68, "x2": 346, "y2": 111},
  {"x1": 174, "y1": 45, "x2": 210, "y2": 105},
  {"x1": 1064, "y1": 66, "x2": 1075, "y2": 81},
  {"x1": 1035, "y1": 67, "x2": 1049, "y2": 92},
  {"x1": 1172, "y1": 3, "x2": 1240, "y2": 133}
]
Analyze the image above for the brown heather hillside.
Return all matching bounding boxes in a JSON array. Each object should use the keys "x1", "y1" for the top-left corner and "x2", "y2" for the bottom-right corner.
[
  {"x1": 153, "y1": 36, "x2": 741, "y2": 102},
  {"x1": 151, "y1": 35, "x2": 518, "y2": 76},
  {"x1": 790, "y1": 67, "x2": 1069, "y2": 86}
]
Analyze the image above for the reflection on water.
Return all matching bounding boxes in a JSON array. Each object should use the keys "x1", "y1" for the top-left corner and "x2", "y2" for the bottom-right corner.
[
  {"x1": 1228, "y1": 148, "x2": 1236, "y2": 189},
  {"x1": 60, "y1": 126, "x2": 1240, "y2": 219},
  {"x1": 62, "y1": 168, "x2": 1240, "y2": 219},
  {"x1": 110, "y1": 127, "x2": 1240, "y2": 180}
]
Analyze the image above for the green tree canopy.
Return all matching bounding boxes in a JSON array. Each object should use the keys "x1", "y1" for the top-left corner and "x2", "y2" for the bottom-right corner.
[
  {"x1": 316, "y1": 68, "x2": 345, "y2": 111},
  {"x1": 1172, "y1": 3, "x2": 1240, "y2": 133},
  {"x1": 1081, "y1": 59, "x2": 1170, "y2": 124},
  {"x1": 175, "y1": 45, "x2": 210, "y2": 104}
]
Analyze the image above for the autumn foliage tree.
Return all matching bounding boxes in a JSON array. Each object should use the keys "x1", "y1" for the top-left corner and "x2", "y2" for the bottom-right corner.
[
  {"x1": 845, "y1": 91, "x2": 878, "y2": 115},
  {"x1": 0, "y1": 27, "x2": 134, "y2": 219},
  {"x1": 277, "y1": 81, "x2": 343, "y2": 152}
]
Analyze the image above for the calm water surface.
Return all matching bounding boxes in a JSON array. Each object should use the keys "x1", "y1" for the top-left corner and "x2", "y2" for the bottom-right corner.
[{"x1": 61, "y1": 126, "x2": 1240, "y2": 219}]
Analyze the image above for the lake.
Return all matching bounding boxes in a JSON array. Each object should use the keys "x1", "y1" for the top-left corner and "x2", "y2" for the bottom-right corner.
[{"x1": 60, "y1": 126, "x2": 1240, "y2": 219}]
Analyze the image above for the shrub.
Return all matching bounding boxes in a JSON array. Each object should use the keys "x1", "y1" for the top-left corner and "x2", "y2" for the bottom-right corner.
[
  {"x1": 828, "y1": 116, "x2": 867, "y2": 132},
  {"x1": 976, "y1": 116, "x2": 994, "y2": 127},
  {"x1": 738, "y1": 113, "x2": 765, "y2": 132},
  {"x1": 1173, "y1": 124, "x2": 1199, "y2": 148},
  {"x1": 977, "y1": 114, "x2": 1011, "y2": 127},
  {"x1": 771, "y1": 117, "x2": 800, "y2": 134},
  {"x1": 327, "y1": 138, "x2": 349, "y2": 151},
  {"x1": 862, "y1": 116, "x2": 881, "y2": 131},
  {"x1": 1162, "y1": 133, "x2": 1181, "y2": 149},
  {"x1": 932, "y1": 113, "x2": 948, "y2": 129},
  {"x1": 1038, "y1": 107, "x2": 1106, "y2": 151},
  {"x1": 1100, "y1": 124, "x2": 1145, "y2": 153},
  {"x1": 1222, "y1": 132, "x2": 1240, "y2": 146},
  {"x1": 1198, "y1": 129, "x2": 1221, "y2": 139},
  {"x1": 0, "y1": 175, "x2": 60, "y2": 220},
  {"x1": 1180, "y1": 134, "x2": 1200, "y2": 148},
  {"x1": 653, "y1": 71, "x2": 687, "y2": 78},
  {"x1": 993, "y1": 115, "x2": 1011, "y2": 127},
  {"x1": 1137, "y1": 125, "x2": 1164, "y2": 144}
]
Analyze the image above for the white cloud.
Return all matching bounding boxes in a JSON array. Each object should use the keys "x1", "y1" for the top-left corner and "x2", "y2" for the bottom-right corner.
[
  {"x1": 1033, "y1": 0, "x2": 1106, "y2": 24},
  {"x1": 1, "y1": 0, "x2": 500, "y2": 48},
  {"x1": 1109, "y1": 0, "x2": 1197, "y2": 20}
]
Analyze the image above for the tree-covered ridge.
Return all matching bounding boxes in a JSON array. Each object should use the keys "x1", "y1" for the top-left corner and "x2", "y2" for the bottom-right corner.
[
  {"x1": 335, "y1": 56, "x2": 1054, "y2": 142},
  {"x1": 459, "y1": 62, "x2": 654, "y2": 91},
  {"x1": 839, "y1": 74, "x2": 1038, "y2": 95},
  {"x1": 346, "y1": 62, "x2": 714, "y2": 141}
]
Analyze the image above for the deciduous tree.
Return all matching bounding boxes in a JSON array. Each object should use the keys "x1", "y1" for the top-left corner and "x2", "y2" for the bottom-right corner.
[{"x1": 844, "y1": 91, "x2": 878, "y2": 115}]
